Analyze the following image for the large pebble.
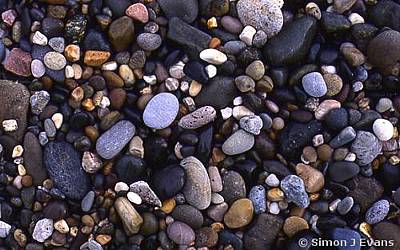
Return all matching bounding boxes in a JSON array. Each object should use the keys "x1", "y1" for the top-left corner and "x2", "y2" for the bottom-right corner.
[
  {"x1": 373, "y1": 119, "x2": 394, "y2": 141},
  {"x1": 159, "y1": 0, "x2": 198, "y2": 23},
  {"x1": 351, "y1": 131, "x2": 382, "y2": 166},
  {"x1": 43, "y1": 51, "x2": 66, "y2": 70},
  {"x1": 302, "y1": 72, "x2": 327, "y2": 97},
  {"x1": 365, "y1": 199, "x2": 390, "y2": 225},
  {"x1": 172, "y1": 205, "x2": 204, "y2": 229},
  {"x1": 367, "y1": 30, "x2": 400, "y2": 69},
  {"x1": 96, "y1": 120, "x2": 135, "y2": 159},
  {"x1": 328, "y1": 161, "x2": 360, "y2": 182},
  {"x1": 178, "y1": 106, "x2": 216, "y2": 129},
  {"x1": 199, "y1": 49, "x2": 227, "y2": 65},
  {"x1": 240, "y1": 115, "x2": 263, "y2": 135},
  {"x1": 108, "y1": 16, "x2": 135, "y2": 52},
  {"x1": 295, "y1": 163, "x2": 324, "y2": 193},
  {"x1": 167, "y1": 221, "x2": 195, "y2": 245},
  {"x1": 3, "y1": 48, "x2": 32, "y2": 77},
  {"x1": 280, "y1": 175, "x2": 310, "y2": 208},
  {"x1": 372, "y1": 222, "x2": 400, "y2": 250},
  {"x1": 220, "y1": 170, "x2": 247, "y2": 204},
  {"x1": 237, "y1": 0, "x2": 283, "y2": 37},
  {"x1": 224, "y1": 198, "x2": 254, "y2": 229},
  {"x1": 328, "y1": 228, "x2": 361, "y2": 250},
  {"x1": 222, "y1": 129, "x2": 255, "y2": 155},
  {"x1": 180, "y1": 156, "x2": 211, "y2": 210},
  {"x1": 115, "y1": 197, "x2": 143, "y2": 235},
  {"x1": 44, "y1": 141, "x2": 90, "y2": 199},
  {"x1": 152, "y1": 165, "x2": 186, "y2": 200},
  {"x1": 32, "y1": 218, "x2": 53, "y2": 243},
  {"x1": 143, "y1": 93, "x2": 179, "y2": 129}
]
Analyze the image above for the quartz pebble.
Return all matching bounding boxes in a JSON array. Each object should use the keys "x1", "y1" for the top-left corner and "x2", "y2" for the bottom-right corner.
[
  {"x1": 199, "y1": 49, "x2": 227, "y2": 65},
  {"x1": 32, "y1": 218, "x2": 53, "y2": 243},
  {"x1": 143, "y1": 93, "x2": 179, "y2": 129},
  {"x1": 373, "y1": 119, "x2": 394, "y2": 141},
  {"x1": 43, "y1": 51, "x2": 66, "y2": 70},
  {"x1": 239, "y1": 26, "x2": 257, "y2": 46}
]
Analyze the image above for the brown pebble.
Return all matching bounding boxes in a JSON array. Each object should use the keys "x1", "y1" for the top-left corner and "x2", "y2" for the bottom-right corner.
[
  {"x1": 283, "y1": 216, "x2": 309, "y2": 237},
  {"x1": 109, "y1": 88, "x2": 127, "y2": 110},
  {"x1": 64, "y1": 44, "x2": 80, "y2": 62},
  {"x1": 224, "y1": 198, "x2": 254, "y2": 229},
  {"x1": 21, "y1": 175, "x2": 33, "y2": 187},
  {"x1": 161, "y1": 198, "x2": 176, "y2": 214},
  {"x1": 115, "y1": 197, "x2": 143, "y2": 235},
  {"x1": 317, "y1": 144, "x2": 333, "y2": 161},
  {"x1": 267, "y1": 188, "x2": 285, "y2": 201},
  {"x1": 323, "y1": 73, "x2": 343, "y2": 97},
  {"x1": 103, "y1": 71, "x2": 124, "y2": 88},
  {"x1": 84, "y1": 50, "x2": 111, "y2": 67},
  {"x1": 295, "y1": 163, "x2": 325, "y2": 193}
]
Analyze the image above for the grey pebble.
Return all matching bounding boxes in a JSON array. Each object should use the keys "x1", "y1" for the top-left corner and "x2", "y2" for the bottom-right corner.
[
  {"x1": 48, "y1": 37, "x2": 65, "y2": 53},
  {"x1": 240, "y1": 115, "x2": 263, "y2": 135},
  {"x1": 366, "y1": 199, "x2": 390, "y2": 224},
  {"x1": 222, "y1": 129, "x2": 255, "y2": 155},
  {"x1": 280, "y1": 175, "x2": 310, "y2": 208},
  {"x1": 220, "y1": 170, "x2": 246, "y2": 204},
  {"x1": 223, "y1": 41, "x2": 247, "y2": 55},
  {"x1": 30, "y1": 90, "x2": 50, "y2": 115},
  {"x1": 44, "y1": 118, "x2": 56, "y2": 138},
  {"x1": 81, "y1": 191, "x2": 95, "y2": 212},
  {"x1": 351, "y1": 131, "x2": 382, "y2": 166},
  {"x1": 130, "y1": 181, "x2": 162, "y2": 207},
  {"x1": 178, "y1": 106, "x2": 216, "y2": 129},
  {"x1": 143, "y1": 93, "x2": 179, "y2": 129},
  {"x1": 302, "y1": 72, "x2": 327, "y2": 97},
  {"x1": 245, "y1": 60, "x2": 265, "y2": 80},
  {"x1": 337, "y1": 196, "x2": 354, "y2": 215},
  {"x1": 95, "y1": 120, "x2": 136, "y2": 160},
  {"x1": 329, "y1": 126, "x2": 356, "y2": 148},
  {"x1": 249, "y1": 185, "x2": 266, "y2": 214},
  {"x1": 137, "y1": 33, "x2": 162, "y2": 51},
  {"x1": 32, "y1": 218, "x2": 53, "y2": 243}
]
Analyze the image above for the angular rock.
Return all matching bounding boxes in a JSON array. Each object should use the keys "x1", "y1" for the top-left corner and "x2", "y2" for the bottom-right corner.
[
  {"x1": 44, "y1": 141, "x2": 90, "y2": 199},
  {"x1": 3, "y1": 48, "x2": 32, "y2": 76},
  {"x1": 130, "y1": 181, "x2": 162, "y2": 207},
  {"x1": 280, "y1": 175, "x2": 310, "y2": 208}
]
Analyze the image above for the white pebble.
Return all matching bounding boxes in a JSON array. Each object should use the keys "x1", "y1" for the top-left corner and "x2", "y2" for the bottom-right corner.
[
  {"x1": 114, "y1": 182, "x2": 129, "y2": 193},
  {"x1": 313, "y1": 134, "x2": 324, "y2": 146},
  {"x1": 233, "y1": 96, "x2": 243, "y2": 106},
  {"x1": 376, "y1": 98, "x2": 393, "y2": 113},
  {"x1": 143, "y1": 75, "x2": 157, "y2": 85},
  {"x1": 352, "y1": 81, "x2": 363, "y2": 92},
  {"x1": 2, "y1": 119, "x2": 18, "y2": 132},
  {"x1": 348, "y1": 13, "x2": 364, "y2": 25},
  {"x1": 199, "y1": 48, "x2": 227, "y2": 65},
  {"x1": 265, "y1": 174, "x2": 280, "y2": 187},
  {"x1": 344, "y1": 152, "x2": 356, "y2": 162},
  {"x1": 127, "y1": 192, "x2": 142, "y2": 205},
  {"x1": 269, "y1": 202, "x2": 280, "y2": 215},
  {"x1": 32, "y1": 31, "x2": 48, "y2": 45},
  {"x1": 205, "y1": 65, "x2": 217, "y2": 78},
  {"x1": 0, "y1": 221, "x2": 11, "y2": 238},
  {"x1": 101, "y1": 61, "x2": 118, "y2": 71},
  {"x1": 221, "y1": 107, "x2": 233, "y2": 120},
  {"x1": 32, "y1": 218, "x2": 53, "y2": 243},
  {"x1": 239, "y1": 25, "x2": 257, "y2": 46},
  {"x1": 373, "y1": 119, "x2": 394, "y2": 141},
  {"x1": 321, "y1": 65, "x2": 336, "y2": 74},
  {"x1": 51, "y1": 113, "x2": 63, "y2": 129},
  {"x1": 232, "y1": 106, "x2": 254, "y2": 120},
  {"x1": 65, "y1": 65, "x2": 74, "y2": 78}
]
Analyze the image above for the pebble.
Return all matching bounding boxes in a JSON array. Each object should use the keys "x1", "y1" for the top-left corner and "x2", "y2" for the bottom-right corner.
[
  {"x1": 220, "y1": 170, "x2": 247, "y2": 204},
  {"x1": 44, "y1": 141, "x2": 90, "y2": 199},
  {"x1": 43, "y1": 51, "x2": 66, "y2": 70},
  {"x1": 337, "y1": 197, "x2": 354, "y2": 215},
  {"x1": 237, "y1": 0, "x2": 283, "y2": 38},
  {"x1": 0, "y1": 81, "x2": 30, "y2": 142},
  {"x1": 239, "y1": 25, "x2": 257, "y2": 46},
  {"x1": 32, "y1": 218, "x2": 53, "y2": 243},
  {"x1": 172, "y1": 205, "x2": 204, "y2": 229},
  {"x1": 240, "y1": 115, "x2": 263, "y2": 135},
  {"x1": 3, "y1": 48, "x2": 32, "y2": 77},
  {"x1": 328, "y1": 228, "x2": 361, "y2": 250},
  {"x1": 329, "y1": 126, "x2": 357, "y2": 148},
  {"x1": 31, "y1": 59, "x2": 45, "y2": 78},
  {"x1": 195, "y1": 77, "x2": 237, "y2": 109},
  {"x1": 152, "y1": 165, "x2": 186, "y2": 200},
  {"x1": 32, "y1": 31, "x2": 48, "y2": 45},
  {"x1": 125, "y1": 3, "x2": 149, "y2": 23},
  {"x1": 283, "y1": 216, "x2": 309, "y2": 237},
  {"x1": 224, "y1": 198, "x2": 254, "y2": 229},
  {"x1": 373, "y1": 119, "x2": 394, "y2": 141},
  {"x1": 302, "y1": 72, "x2": 327, "y2": 97},
  {"x1": 367, "y1": 30, "x2": 400, "y2": 69},
  {"x1": 365, "y1": 199, "x2": 390, "y2": 224},
  {"x1": 280, "y1": 175, "x2": 310, "y2": 208},
  {"x1": 222, "y1": 129, "x2": 255, "y2": 155},
  {"x1": 95, "y1": 120, "x2": 136, "y2": 159},
  {"x1": 323, "y1": 73, "x2": 343, "y2": 96},
  {"x1": 351, "y1": 131, "x2": 382, "y2": 166},
  {"x1": 328, "y1": 161, "x2": 360, "y2": 182},
  {"x1": 143, "y1": 93, "x2": 179, "y2": 129},
  {"x1": 325, "y1": 108, "x2": 348, "y2": 131},
  {"x1": 315, "y1": 99, "x2": 341, "y2": 120},
  {"x1": 376, "y1": 98, "x2": 393, "y2": 113},
  {"x1": 114, "y1": 197, "x2": 143, "y2": 235},
  {"x1": 265, "y1": 174, "x2": 280, "y2": 187},
  {"x1": 235, "y1": 75, "x2": 256, "y2": 92},
  {"x1": 199, "y1": 49, "x2": 227, "y2": 65},
  {"x1": 81, "y1": 191, "x2": 95, "y2": 212},
  {"x1": 0, "y1": 221, "x2": 11, "y2": 238},
  {"x1": 137, "y1": 33, "x2": 162, "y2": 51},
  {"x1": 349, "y1": 176, "x2": 384, "y2": 212},
  {"x1": 48, "y1": 37, "x2": 65, "y2": 53},
  {"x1": 180, "y1": 156, "x2": 211, "y2": 210},
  {"x1": 127, "y1": 192, "x2": 142, "y2": 204},
  {"x1": 167, "y1": 221, "x2": 195, "y2": 245},
  {"x1": 178, "y1": 106, "x2": 216, "y2": 129},
  {"x1": 295, "y1": 163, "x2": 324, "y2": 193},
  {"x1": 130, "y1": 181, "x2": 162, "y2": 207},
  {"x1": 159, "y1": 0, "x2": 198, "y2": 23},
  {"x1": 249, "y1": 185, "x2": 266, "y2": 214},
  {"x1": 81, "y1": 151, "x2": 103, "y2": 173},
  {"x1": 84, "y1": 50, "x2": 111, "y2": 67},
  {"x1": 30, "y1": 90, "x2": 50, "y2": 115}
]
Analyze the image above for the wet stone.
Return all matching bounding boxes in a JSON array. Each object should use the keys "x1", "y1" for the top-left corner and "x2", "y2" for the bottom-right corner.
[
  {"x1": 95, "y1": 120, "x2": 136, "y2": 159},
  {"x1": 195, "y1": 76, "x2": 238, "y2": 109}
]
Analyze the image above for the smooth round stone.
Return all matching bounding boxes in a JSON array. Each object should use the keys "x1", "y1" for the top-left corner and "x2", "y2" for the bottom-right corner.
[
  {"x1": 220, "y1": 171, "x2": 246, "y2": 204},
  {"x1": 367, "y1": 30, "x2": 400, "y2": 69},
  {"x1": 373, "y1": 119, "x2": 394, "y2": 141},
  {"x1": 222, "y1": 129, "x2": 255, "y2": 155},
  {"x1": 167, "y1": 221, "x2": 195, "y2": 245},
  {"x1": 245, "y1": 60, "x2": 265, "y2": 80},
  {"x1": 137, "y1": 33, "x2": 162, "y2": 51},
  {"x1": 295, "y1": 163, "x2": 324, "y2": 193},
  {"x1": 283, "y1": 216, "x2": 309, "y2": 238},
  {"x1": 152, "y1": 165, "x2": 185, "y2": 200},
  {"x1": 337, "y1": 197, "x2": 354, "y2": 215},
  {"x1": 224, "y1": 198, "x2": 254, "y2": 229},
  {"x1": 143, "y1": 93, "x2": 179, "y2": 129},
  {"x1": 325, "y1": 108, "x2": 348, "y2": 131},
  {"x1": 221, "y1": 16, "x2": 243, "y2": 34},
  {"x1": 125, "y1": 3, "x2": 149, "y2": 23},
  {"x1": 180, "y1": 156, "x2": 211, "y2": 210},
  {"x1": 328, "y1": 228, "x2": 361, "y2": 250},
  {"x1": 96, "y1": 120, "x2": 135, "y2": 160},
  {"x1": 280, "y1": 175, "x2": 310, "y2": 208},
  {"x1": 44, "y1": 142, "x2": 90, "y2": 199},
  {"x1": 178, "y1": 106, "x2": 216, "y2": 129},
  {"x1": 81, "y1": 191, "x2": 95, "y2": 212},
  {"x1": 237, "y1": 0, "x2": 283, "y2": 38},
  {"x1": 328, "y1": 161, "x2": 360, "y2": 182},
  {"x1": 302, "y1": 72, "x2": 327, "y2": 97},
  {"x1": 323, "y1": 73, "x2": 343, "y2": 96},
  {"x1": 199, "y1": 48, "x2": 227, "y2": 65},
  {"x1": 351, "y1": 131, "x2": 382, "y2": 166},
  {"x1": 115, "y1": 155, "x2": 146, "y2": 184},
  {"x1": 235, "y1": 75, "x2": 256, "y2": 92},
  {"x1": 31, "y1": 59, "x2": 45, "y2": 78},
  {"x1": 249, "y1": 185, "x2": 266, "y2": 214},
  {"x1": 376, "y1": 98, "x2": 393, "y2": 113},
  {"x1": 43, "y1": 51, "x2": 66, "y2": 70},
  {"x1": 141, "y1": 212, "x2": 158, "y2": 236},
  {"x1": 48, "y1": 37, "x2": 65, "y2": 53},
  {"x1": 172, "y1": 205, "x2": 204, "y2": 229},
  {"x1": 365, "y1": 199, "x2": 390, "y2": 225},
  {"x1": 240, "y1": 115, "x2": 263, "y2": 135},
  {"x1": 158, "y1": 0, "x2": 198, "y2": 23}
]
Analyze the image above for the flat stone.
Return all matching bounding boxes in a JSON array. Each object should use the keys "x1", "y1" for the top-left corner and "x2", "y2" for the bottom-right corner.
[
  {"x1": 96, "y1": 120, "x2": 136, "y2": 159},
  {"x1": 222, "y1": 129, "x2": 255, "y2": 155},
  {"x1": 178, "y1": 106, "x2": 216, "y2": 129},
  {"x1": 143, "y1": 93, "x2": 179, "y2": 129},
  {"x1": 224, "y1": 198, "x2": 254, "y2": 229},
  {"x1": 302, "y1": 72, "x2": 327, "y2": 97},
  {"x1": 0, "y1": 81, "x2": 30, "y2": 142},
  {"x1": 159, "y1": 0, "x2": 198, "y2": 23},
  {"x1": 351, "y1": 131, "x2": 382, "y2": 166},
  {"x1": 180, "y1": 156, "x2": 212, "y2": 210},
  {"x1": 264, "y1": 16, "x2": 317, "y2": 66},
  {"x1": 3, "y1": 48, "x2": 32, "y2": 76},
  {"x1": 44, "y1": 142, "x2": 90, "y2": 199},
  {"x1": 32, "y1": 219, "x2": 53, "y2": 243},
  {"x1": 115, "y1": 197, "x2": 143, "y2": 235},
  {"x1": 23, "y1": 132, "x2": 47, "y2": 185},
  {"x1": 280, "y1": 175, "x2": 310, "y2": 208},
  {"x1": 237, "y1": 0, "x2": 283, "y2": 37},
  {"x1": 167, "y1": 221, "x2": 195, "y2": 245},
  {"x1": 366, "y1": 199, "x2": 390, "y2": 225},
  {"x1": 125, "y1": 3, "x2": 149, "y2": 23}
]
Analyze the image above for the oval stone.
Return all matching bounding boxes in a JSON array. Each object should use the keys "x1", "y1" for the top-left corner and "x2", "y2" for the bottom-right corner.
[
  {"x1": 178, "y1": 106, "x2": 216, "y2": 129},
  {"x1": 95, "y1": 120, "x2": 136, "y2": 159},
  {"x1": 222, "y1": 129, "x2": 255, "y2": 155},
  {"x1": 180, "y1": 156, "x2": 212, "y2": 210},
  {"x1": 43, "y1": 51, "x2": 66, "y2": 70},
  {"x1": 143, "y1": 93, "x2": 179, "y2": 129},
  {"x1": 167, "y1": 221, "x2": 195, "y2": 245}
]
